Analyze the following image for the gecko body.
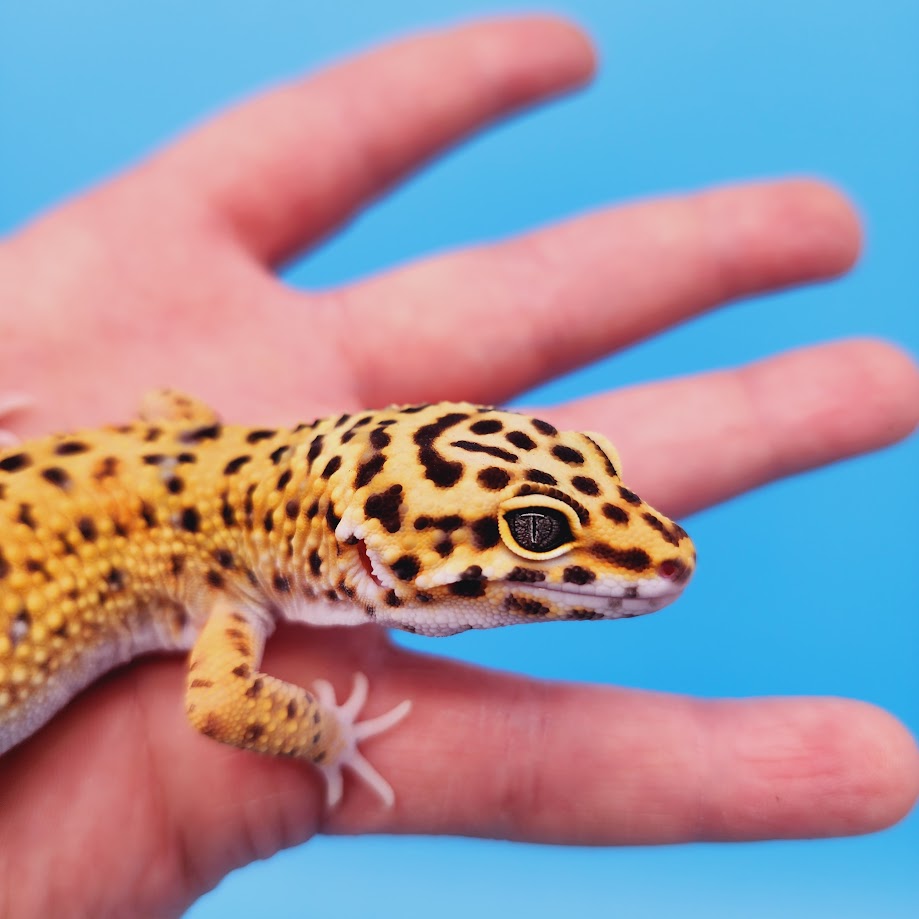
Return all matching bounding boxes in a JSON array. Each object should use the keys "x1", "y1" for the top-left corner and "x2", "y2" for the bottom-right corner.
[{"x1": 0, "y1": 393, "x2": 695, "y2": 805}]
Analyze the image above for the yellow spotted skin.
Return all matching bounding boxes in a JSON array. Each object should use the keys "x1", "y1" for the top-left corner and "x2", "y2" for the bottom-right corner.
[{"x1": 0, "y1": 392, "x2": 695, "y2": 806}]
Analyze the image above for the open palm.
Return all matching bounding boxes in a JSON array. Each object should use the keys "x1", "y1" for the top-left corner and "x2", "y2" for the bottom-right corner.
[{"x1": 1, "y1": 17, "x2": 917, "y2": 918}]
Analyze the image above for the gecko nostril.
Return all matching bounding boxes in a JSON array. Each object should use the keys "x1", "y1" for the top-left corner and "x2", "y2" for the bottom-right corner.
[{"x1": 657, "y1": 559, "x2": 688, "y2": 582}]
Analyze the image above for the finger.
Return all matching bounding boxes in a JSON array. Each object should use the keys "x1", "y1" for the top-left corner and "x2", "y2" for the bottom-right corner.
[
  {"x1": 363, "y1": 657, "x2": 919, "y2": 845},
  {"x1": 161, "y1": 632, "x2": 916, "y2": 846},
  {"x1": 337, "y1": 179, "x2": 861, "y2": 405},
  {"x1": 543, "y1": 338, "x2": 919, "y2": 518},
  {"x1": 147, "y1": 16, "x2": 594, "y2": 264}
]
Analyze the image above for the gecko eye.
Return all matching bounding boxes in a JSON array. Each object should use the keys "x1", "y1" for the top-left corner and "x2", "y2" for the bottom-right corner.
[{"x1": 504, "y1": 507, "x2": 573, "y2": 553}]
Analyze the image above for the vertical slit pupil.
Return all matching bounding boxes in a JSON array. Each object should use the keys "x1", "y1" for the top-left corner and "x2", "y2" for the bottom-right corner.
[{"x1": 505, "y1": 507, "x2": 571, "y2": 552}]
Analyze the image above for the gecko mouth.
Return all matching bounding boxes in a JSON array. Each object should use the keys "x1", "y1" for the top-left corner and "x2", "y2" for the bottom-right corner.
[
  {"x1": 498, "y1": 580, "x2": 684, "y2": 618},
  {"x1": 355, "y1": 539, "x2": 684, "y2": 619},
  {"x1": 356, "y1": 540, "x2": 386, "y2": 588}
]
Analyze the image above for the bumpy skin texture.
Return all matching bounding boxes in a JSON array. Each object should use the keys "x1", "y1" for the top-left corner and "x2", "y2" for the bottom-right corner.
[{"x1": 0, "y1": 392, "x2": 693, "y2": 801}]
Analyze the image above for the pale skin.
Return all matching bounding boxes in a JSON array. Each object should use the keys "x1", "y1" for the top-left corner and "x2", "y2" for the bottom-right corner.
[{"x1": 1, "y1": 16, "x2": 918, "y2": 918}]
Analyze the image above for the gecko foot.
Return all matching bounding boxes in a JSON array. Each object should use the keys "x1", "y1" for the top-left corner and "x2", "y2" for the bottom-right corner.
[{"x1": 312, "y1": 672, "x2": 411, "y2": 809}]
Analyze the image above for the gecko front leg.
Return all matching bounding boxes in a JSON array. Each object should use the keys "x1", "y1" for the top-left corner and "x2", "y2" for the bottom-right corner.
[{"x1": 184, "y1": 599, "x2": 411, "y2": 807}]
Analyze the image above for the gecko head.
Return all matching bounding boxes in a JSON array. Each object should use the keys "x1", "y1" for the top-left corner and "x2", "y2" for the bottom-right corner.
[{"x1": 335, "y1": 404, "x2": 695, "y2": 636}]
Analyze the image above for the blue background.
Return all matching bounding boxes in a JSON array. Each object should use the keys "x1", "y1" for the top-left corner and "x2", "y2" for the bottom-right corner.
[{"x1": 2, "y1": 1, "x2": 917, "y2": 916}]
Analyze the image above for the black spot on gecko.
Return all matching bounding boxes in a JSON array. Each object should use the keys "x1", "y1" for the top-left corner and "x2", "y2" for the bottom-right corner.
[
  {"x1": 506, "y1": 566, "x2": 545, "y2": 583},
  {"x1": 54, "y1": 440, "x2": 90, "y2": 456},
  {"x1": 220, "y1": 494, "x2": 236, "y2": 528},
  {"x1": 246, "y1": 429, "x2": 276, "y2": 444},
  {"x1": 450, "y1": 579, "x2": 486, "y2": 598},
  {"x1": 77, "y1": 516, "x2": 97, "y2": 541},
  {"x1": 477, "y1": 466, "x2": 511, "y2": 490},
  {"x1": 325, "y1": 503, "x2": 341, "y2": 532},
  {"x1": 369, "y1": 428, "x2": 391, "y2": 449},
  {"x1": 309, "y1": 550, "x2": 321, "y2": 575},
  {"x1": 414, "y1": 412, "x2": 468, "y2": 487},
  {"x1": 643, "y1": 512, "x2": 681, "y2": 546},
  {"x1": 93, "y1": 456, "x2": 120, "y2": 480},
  {"x1": 418, "y1": 445, "x2": 464, "y2": 488},
  {"x1": 263, "y1": 510, "x2": 274, "y2": 532},
  {"x1": 180, "y1": 507, "x2": 200, "y2": 533},
  {"x1": 571, "y1": 475, "x2": 600, "y2": 496},
  {"x1": 505, "y1": 431, "x2": 536, "y2": 451},
  {"x1": 214, "y1": 549, "x2": 235, "y2": 569},
  {"x1": 285, "y1": 499, "x2": 299, "y2": 520},
  {"x1": 364, "y1": 485, "x2": 403, "y2": 534},
  {"x1": 321, "y1": 456, "x2": 341, "y2": 479},
  {"x1": 471, "y1": 517, "x2": 500, "y2": 550},
  {"x1": 563, "y1": 566, "x2": 596, "y2": 585},
  {"x1": 170, "y1": 554, "x2": 185, "y2": 576},
  {"x1": 18, "y1": 504, "x2": 37, "y2": 529},
  {"x1": 223, "y1": 455, "x2": 251, "y2": 475},
  {"x1": 276, "y1": 469, "x2": 292, "y2": 490},
  {"x1": 273, "y1": 574, "x2": 291, "y2": 593},
  {"x1": 104, "y1": 568, "x2": 127, "y2": 591},
  {"x1": 176, "y1": 452, "x2": 197, "y2": 464},
  {"x1": 451, "y1": 440, "x2": 518, "y2": 463},
  {"x1": 0, "y1": 549, "x2": 8, "y2": 578},
  {"x1": 391, "y1": 555, "x2": 421, "y2": 581},
  {"x1": 0, "y1": 453, "x2": 31, "y2": 473},
  {"x1": 531, "y1": 418, "x2": 558, "y2": 437},
  {"x1": 354, "y1": 453, "x2": 386, "y2": 489},
  {"x1": 143, "y1": 454, "x2": 166, "y2": 465},
  {"x1": 602, "y1": 503, "x2": 629, "y2": 524},
  {"x1": 307, "y1": 435, "x2": 324, "y2": 464},
  {"x1": 618, "y1": 485, "x2": 641, "y2": 506},
  {"x1": 434, "y1": 538, "x2": 453, "y2": 557},
  {"x1": 385, "y1": 590, "x2": 402, "y2": 607},
  {"x1": 552, "y1": 445, "x2": 584, "y2": 466},
  {"x1": 41, "y1": 467, "x2": 72, "y2": 490},
  {"x1": 25, "y1": 559, "x2": 49, "y2": 577},
  {"x1": 434, "y1": 515, "x2": 463, "y2": 532},
  {"x1": 569, "y1": 609, "x2": 603, "y2": 621},
  {"x1": 590, "y1": 543, "x2": 651, "y2": 572},
  {"x1": 470, "y1": 418, "x2": 503, "y2": 435},
  {"x1": 179, "y1": 423, "x2": 222, "y2": 443},
  {"x1": 166, "y1": 476, "x2": 184, "y2": 494},
  {"x1": 269, "y1": 445, "x2": 289, "y2": 465}
]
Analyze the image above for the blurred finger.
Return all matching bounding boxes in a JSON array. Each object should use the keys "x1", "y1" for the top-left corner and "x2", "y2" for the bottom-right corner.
[
  {"x1": 150, "y1": 16, "x2": 594, "y2": 263},
  {"x1": 337, "y1": 180, "x2": 860, "y2": 405},
  {"x1": 545, "y1": 338, "x2": 919, "y2": 518}
]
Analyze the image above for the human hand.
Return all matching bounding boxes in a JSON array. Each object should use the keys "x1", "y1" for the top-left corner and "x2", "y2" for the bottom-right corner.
[{"x1": 1, "y1": 16, "x2": 917, "y2": 918}]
